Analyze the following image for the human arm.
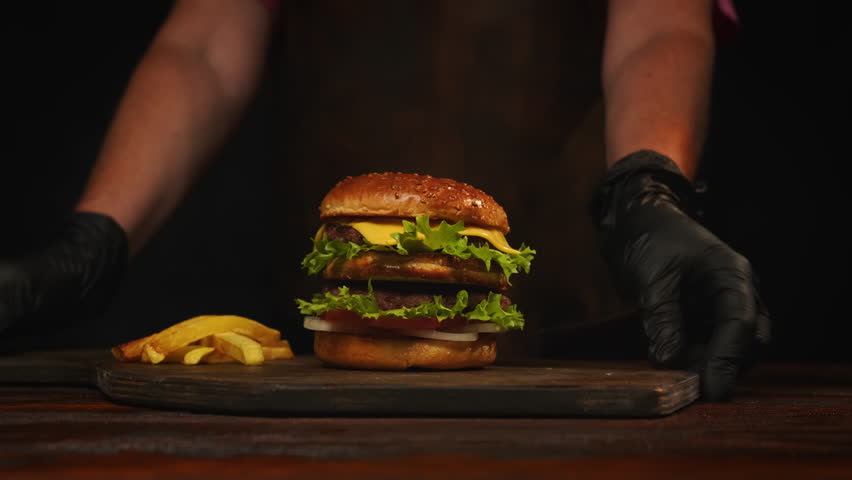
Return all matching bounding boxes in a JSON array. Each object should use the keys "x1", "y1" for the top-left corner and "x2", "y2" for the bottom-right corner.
[
  {"x1": 1, "y1": 0, "x2": 274, "y2": 335},
  {"x1": 77, "y1": 0, "x2": 274, "y2": 254},
  {"x1": 594, "y1": 0, "x2": 770, "y2": 400},
  {"x1": 602, "y1": 0, "x2": 715, "y2": 180}
]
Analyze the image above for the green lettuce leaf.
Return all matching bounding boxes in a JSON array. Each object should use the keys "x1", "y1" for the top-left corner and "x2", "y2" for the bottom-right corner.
[
  {"x1": 300, "y1": 215, "x2": 536, "y2": 283},
  {"x1": 295, "y1": 284, "x2": 525, "y2": 330},
  {"x1": 300, "y1": 236, "x2": 392, "y2": 276},
  {"x1": 390, "y1": 216, "x2": 471, "y2": 257}
]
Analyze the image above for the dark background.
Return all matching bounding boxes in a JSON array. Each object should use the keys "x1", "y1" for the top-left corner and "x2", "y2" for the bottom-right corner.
[{"x1": 3, "y1": 1, "x2": 849, "y2": 362}]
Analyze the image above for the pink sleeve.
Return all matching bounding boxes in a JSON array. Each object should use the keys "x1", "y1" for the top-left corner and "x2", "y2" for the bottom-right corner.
[{"x1": 713, "y1": 0, "x2": 741, "y2": 45}]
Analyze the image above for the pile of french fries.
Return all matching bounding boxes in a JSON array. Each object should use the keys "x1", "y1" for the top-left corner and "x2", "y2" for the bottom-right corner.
[{"x1": 112, "y1": 315, "x2": 294, "y2": 365}]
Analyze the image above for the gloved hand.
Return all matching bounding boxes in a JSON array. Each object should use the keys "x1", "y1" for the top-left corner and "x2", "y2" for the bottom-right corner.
[
  {"x1": 0, "y1": 212, "x2": 128, "y2": 335},
  {"x1": 592, "y1": 150, "x2": 770, "y2": 401}
]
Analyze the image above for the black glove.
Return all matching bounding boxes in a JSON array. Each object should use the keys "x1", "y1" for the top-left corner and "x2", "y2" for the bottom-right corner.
[
  {"x1": 0, "y1": 212, "x2": 128, "y2": 336},
  {"x1": 592, "y1": 150, "x2": 770, "y2": 401}
]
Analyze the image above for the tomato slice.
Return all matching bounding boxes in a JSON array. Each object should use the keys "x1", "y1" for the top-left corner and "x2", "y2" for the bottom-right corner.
[
  {"x1": 320, "y1": 310, "x2": 371, "y2": 327},
  {"x1": 368, "y1": 316, "x2": 446, "y2": 329},
  {"x1": 320, "y1": 310, "x2": 482, "y2": 330}
]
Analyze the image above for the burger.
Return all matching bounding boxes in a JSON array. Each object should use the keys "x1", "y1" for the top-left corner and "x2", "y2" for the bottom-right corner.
[{"x1": 296, "y1": 172, "x2": 535, "y2": 370}]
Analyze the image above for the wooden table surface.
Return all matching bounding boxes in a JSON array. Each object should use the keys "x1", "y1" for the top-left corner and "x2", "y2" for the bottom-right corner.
[{"x1": 2, "y1": 362, "x2": 851, "y2": 480}]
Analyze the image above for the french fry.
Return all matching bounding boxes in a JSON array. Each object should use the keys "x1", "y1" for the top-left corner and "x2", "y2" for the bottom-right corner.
[
  {"x1": 112, "y1": 314, "x2": 294, "y2": 366},
  {"x1": 262, "y1": 346, "x2": 294, "y2": 360},
  {"x1": 231, "y1": 327, "x2": 282, "y2": 345},
  {"x1": 163, "y1": 345, "x2": 216, "y2": 365},
  {"x1": 262, "y1": 340, "x2": 295, "y2": 360},
  {"x1": 199, "y1": 337, "x2": 292, "y2": 361},
  {"x1": 198, "y1": 342, "x2": 293, "y2": 362},
  {"x1": 211, "y1": 332, "x2": 265, "y2": 365},
  {"x1": 144, "y1": 344, "x2": 165, "y2": 364},
  {"x1": 113, "y1": 315, "x2": 280, "y2": 362},
  {"x1": 200, "y1": 351, "x2": 239, "y2": 364},
  {"x1": 112, "y1": 333, "x2": 156, "y2": 361}
]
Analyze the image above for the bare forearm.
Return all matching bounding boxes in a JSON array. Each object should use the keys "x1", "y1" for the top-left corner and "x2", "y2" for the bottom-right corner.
[
  {"x1": 603, "y1": 0, "x2": 715, "y2": 180},
  {"x1": 77, "y1": 47, "x2": 240, "y2": 252},
  {"x1": 75, "y1": 0, "x2": 271, "y2": 255}
]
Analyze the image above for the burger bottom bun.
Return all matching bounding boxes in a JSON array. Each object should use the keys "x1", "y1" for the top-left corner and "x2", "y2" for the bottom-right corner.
[{"x1": 313, "y1": 331, "x2": 497, "y2": 370}]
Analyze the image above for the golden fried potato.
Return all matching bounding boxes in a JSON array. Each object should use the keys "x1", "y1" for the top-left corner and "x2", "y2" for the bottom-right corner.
[
  {"x1": 162, "y1": 345, "x2": 216, "y2": 365},
  {"x1": 211, "y1": 332, "x2": 265, "y2": 365},
  {"x1": 112, "y1": 315, "x2": 280, "y2": 362}
]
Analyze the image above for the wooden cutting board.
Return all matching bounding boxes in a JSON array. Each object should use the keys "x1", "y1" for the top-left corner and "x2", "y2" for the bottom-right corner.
[{"x1": 0, "y1": 350, "x2": 699, "y2": 417}]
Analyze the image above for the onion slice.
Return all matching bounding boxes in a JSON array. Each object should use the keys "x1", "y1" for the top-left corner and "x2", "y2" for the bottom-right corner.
[
  {"x1": 390, "y1": 328, "x2": 479, "y2": 342},
  {"x1": 303, "y1": 316, "x2": 370, "y2": 334},
  {"x1": 303, "y1": 316, "x2": 480, "y2": 342}
]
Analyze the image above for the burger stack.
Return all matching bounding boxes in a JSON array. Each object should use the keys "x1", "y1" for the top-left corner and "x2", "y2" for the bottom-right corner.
[{"x1": 296, "y1": 172, "x2": 535, "y2": 370}]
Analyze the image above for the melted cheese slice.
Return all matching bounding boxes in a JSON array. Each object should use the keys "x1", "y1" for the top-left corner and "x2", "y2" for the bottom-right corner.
[{"x1": 319, "y1": 219, "x2": 521, "y2": 255}]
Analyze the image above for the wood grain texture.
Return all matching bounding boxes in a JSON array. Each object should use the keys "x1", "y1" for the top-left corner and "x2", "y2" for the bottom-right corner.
[
  {"x1": 0, "y1": 350, "x2": 697, "y2": 417},
  {"x1": 1, "y1": 363, "x2": 851, "y2": 479},
  {"x1": 95, "y1": 356, "x2": 697, "y2": 417}
]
